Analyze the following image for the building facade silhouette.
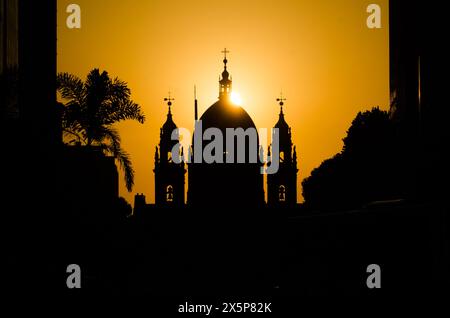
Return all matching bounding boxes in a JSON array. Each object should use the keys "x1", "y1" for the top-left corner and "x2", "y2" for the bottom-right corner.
[
  {"x1": 389, "y1": 0, "x2": 449, "y2": 199},
  {"x1": 1, "y1": 0, "x2": 60, "y2": 147}
]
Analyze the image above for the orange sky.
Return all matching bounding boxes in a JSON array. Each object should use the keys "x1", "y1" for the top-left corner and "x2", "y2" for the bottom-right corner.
[{"x1": 57, "y1": 0, "x2": 389, "y2": 205}]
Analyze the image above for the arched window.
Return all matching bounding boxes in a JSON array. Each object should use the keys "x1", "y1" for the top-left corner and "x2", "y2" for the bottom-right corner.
[
  {"x1": 280, "y1": 151, "x2": 285, "y2": 162},
  {"x1": 166, "y1": 185, "x2": 174, "y2": 202},
  {"x1": 278, "y1": 185, "x2": 286, "y2": 202}
]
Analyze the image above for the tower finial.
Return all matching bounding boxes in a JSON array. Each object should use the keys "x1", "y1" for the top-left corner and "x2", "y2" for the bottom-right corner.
[
  {"x1": 219, "y1": 48, "x2": 232, "y2": 100},
  {"x1": 164, "y1": 92, "x2": 175, "y2": 114},
  {"x1": 194, "y1": 85, "x2": 198, "y2": 121},
  {"x1": 276, "y1": 91, "x2": 286, "y2": 114},
  {"x1": 221, "y1": 48, "x2": 230, "y2": 68}
]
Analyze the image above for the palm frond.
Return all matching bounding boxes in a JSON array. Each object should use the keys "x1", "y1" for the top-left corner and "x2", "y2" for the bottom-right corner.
[
  {"x1": 110, "y1": 77, "x2": 131, "y2": 100},
  {"x1": 85, "y1": 69, "x2": 109, "y2": 106},
  {"x1": 115, "y1": 147, "x2": 135, "y2": 192},
  {"x1": 57, "y1": 73, "x2": 85, "y2": 103},
  {"x1": 103, "y1": 142, "x2": 134, "y2": 192},
  {"x1": 97, "y1": 126, "x2": 121, "y2": 152},
  {"x1": 106, "y1": 99, "x2": 145, "y2": 124},
  {"x1": 62, "y1": 127, "x2": 85, "y2": 145},
  {"x1": 100, "y1": 77, "x2": 145, "y2": 125},
  {"x1": 95, "y1": 126, "x2": 134, "y2": 192}
]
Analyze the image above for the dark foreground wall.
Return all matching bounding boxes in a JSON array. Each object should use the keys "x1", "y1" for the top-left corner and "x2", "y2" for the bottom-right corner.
[
  {"x1": 284, "y1": 201, "x2": 449, "y2": 297},
  {"x1": 10, "y1": 200, "x2": 446, "y2": 301}
]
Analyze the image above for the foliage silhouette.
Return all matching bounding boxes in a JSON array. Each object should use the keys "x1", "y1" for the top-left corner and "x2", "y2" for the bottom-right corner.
[
  {"x1": 57, "y1": 69, "x2": 145, "y2": 191},
  {"x1": 302, "y1": 107, "x2": 401, "y2": 211}
]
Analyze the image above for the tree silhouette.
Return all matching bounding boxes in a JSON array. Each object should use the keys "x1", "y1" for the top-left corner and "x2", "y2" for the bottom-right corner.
[
  {"x1": 302, "y1": 107, "x2": 401, "y2": 211},
  {"x1": 342, "y1": 107, "x2": 395, "y2": 158},
  {"x1": 57, "y1": 69, "x2": 145, "y2": 191}
]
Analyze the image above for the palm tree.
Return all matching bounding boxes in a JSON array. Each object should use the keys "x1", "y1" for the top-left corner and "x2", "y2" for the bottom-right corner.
[{"x1": 57, "y1": 68, "x2": 145, "y2": 192}]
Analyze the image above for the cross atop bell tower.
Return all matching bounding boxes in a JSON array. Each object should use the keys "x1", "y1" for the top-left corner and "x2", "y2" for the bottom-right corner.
[
  {"x1": 164, "y1": 92, "x2": 175, "y2": 114},
  {"x1": 276, "y1": 92, "x2": 287, "y2": 114}
]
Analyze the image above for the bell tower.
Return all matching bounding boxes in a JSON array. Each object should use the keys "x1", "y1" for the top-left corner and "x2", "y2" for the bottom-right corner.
[
  {"x1": 267, "y1": 94, "x2": 298, "y2": 207},
  {"x1": 219, "y1": 48, "x2": 232, "y2": 101},
  {"x1": 154, "y1": 94, "x2": 186, "y2": 207}
]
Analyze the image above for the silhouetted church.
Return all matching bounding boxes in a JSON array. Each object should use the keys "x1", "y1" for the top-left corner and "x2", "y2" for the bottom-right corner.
[
  {"x1": 187, "y1": 52, "x2": 265, "y2": 208},
  {"x1": 135, "y1": 52, "x2": 298, "y2": 211}
]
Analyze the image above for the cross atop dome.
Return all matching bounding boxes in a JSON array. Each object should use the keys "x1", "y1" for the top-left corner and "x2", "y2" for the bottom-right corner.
[
  {"x1": 221, "y1": 47, "x2": 230, "y2": 66},
  {"x1": 219, "y1": 48, "x2": 232, "y2": 100}
]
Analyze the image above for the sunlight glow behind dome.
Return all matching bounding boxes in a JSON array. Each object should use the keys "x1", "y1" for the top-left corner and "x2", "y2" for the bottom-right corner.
[{"x1": 231, "y1": 91, "x2": 242, "y2": 106}]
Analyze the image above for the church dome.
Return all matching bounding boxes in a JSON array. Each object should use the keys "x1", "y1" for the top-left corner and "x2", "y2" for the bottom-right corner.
[{"x1": 199, "y1": 99, "x2": 257, "y2": 131}]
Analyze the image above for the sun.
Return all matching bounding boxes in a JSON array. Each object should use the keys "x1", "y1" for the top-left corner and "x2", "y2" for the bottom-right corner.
[{"x1": 230, "y1": 91, "x2": 242, "y2": 106}]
